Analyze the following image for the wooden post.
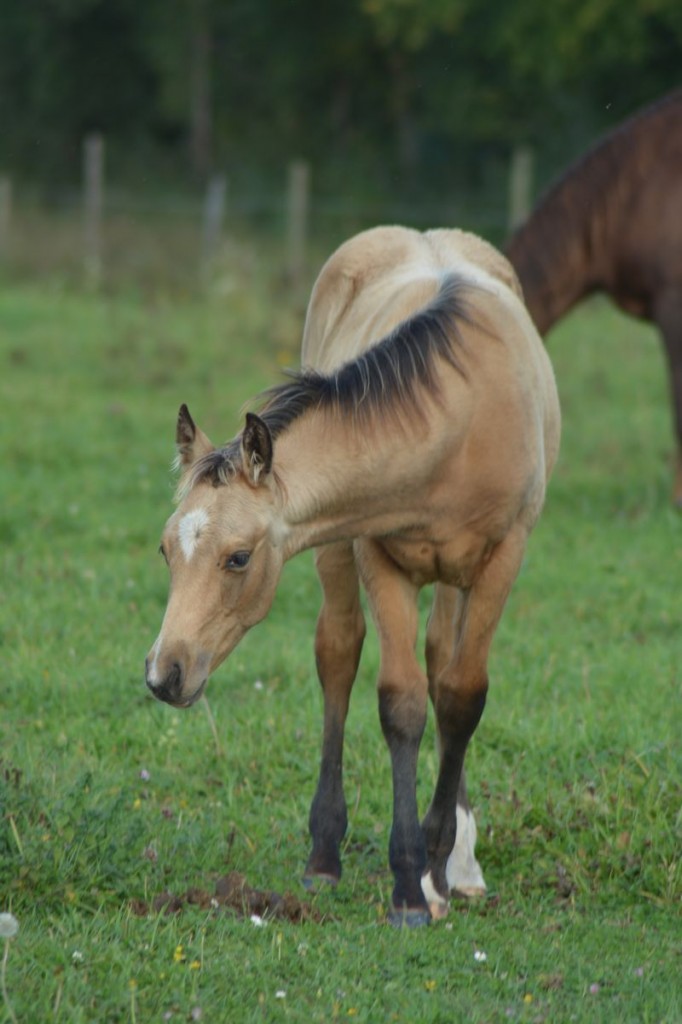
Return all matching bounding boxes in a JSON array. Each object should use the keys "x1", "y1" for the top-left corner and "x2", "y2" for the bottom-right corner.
[
  {"x1": 201, "y1": 174, "x2": 227, "y2": 277},
  {"x1": 83, "y1": 133, "x2": 104, "y2": 287},
  {"x1": 0, "y1": 177, "x2": 11, "y2": 264},
  {"x1": 286, "y1": 159, "x2": 310, "y2": 291},
  {"x1": 508, "y1": 144, "x2": 534, "y2": 231}
]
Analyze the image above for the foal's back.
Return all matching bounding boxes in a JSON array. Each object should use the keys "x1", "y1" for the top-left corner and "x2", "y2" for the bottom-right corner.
[
  {"x1": 301, "y1": 225, "x2": 560, "y2": 544},
  {"x1": 302, "y1": 225, "x2": 523, "y2": 372}
]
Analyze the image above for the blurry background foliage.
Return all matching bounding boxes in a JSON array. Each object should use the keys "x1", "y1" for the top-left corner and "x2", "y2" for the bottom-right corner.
[{"x1": 0, "y1": 0, "x2": 679, "y2": 208}]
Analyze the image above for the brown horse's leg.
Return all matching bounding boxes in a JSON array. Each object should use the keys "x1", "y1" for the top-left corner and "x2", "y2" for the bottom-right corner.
[
  {"x1": 654, "y1": 288, "x2": 682, "y2": 506},
  {"x1": 425, "y1": 585, "x2": 486, "y2": 902},
  {"x1": 303, "y1": 542, "x2": 365, "y2": 889},
  {"x1": 421, "y1": 528, "x2": 527, "y2": 917},
  {"x1": 357, "y1": 539, "x2": 430, "y2": 927}
]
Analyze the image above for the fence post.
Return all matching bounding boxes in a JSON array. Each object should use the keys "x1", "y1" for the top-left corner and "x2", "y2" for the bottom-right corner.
[
  {"x1": 201, "y1": 174, "x2": 227, "y2": 278},
  {"x1": 0, "y1": 177, "x2": 11, "y2": 264},
  {"x1": 286, "y1": 159, "x2": 310, "y2": 291},
  {"x1": 83, "y1": 133, "x2": 104, "y2": 287},
  {"x1": 508, "y1": 144, "x2": 534, "y2": 231}
]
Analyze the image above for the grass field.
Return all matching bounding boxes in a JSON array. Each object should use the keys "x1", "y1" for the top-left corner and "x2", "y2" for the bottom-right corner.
[{"x1": 0, "y1": 260, "x2": 680, "y2": 1023}]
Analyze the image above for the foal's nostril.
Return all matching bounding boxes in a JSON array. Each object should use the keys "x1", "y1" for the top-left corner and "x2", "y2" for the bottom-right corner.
[
  {"x1": 166, "y1": 662, "x2": 183, "y2": 693},
  {"x1": 145, "y1": 656, "x2": 184, "y2": 702},
  {"x1": 146, "y1": 660, "x2": 184, "y2": 705}
]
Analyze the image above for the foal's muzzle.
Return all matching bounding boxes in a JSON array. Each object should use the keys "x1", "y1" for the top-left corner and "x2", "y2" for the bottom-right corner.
[
  {"x1": 145, "y1": 662, "x2": 207, "y2": 707},
  {"x1": 145, "y1": 641, "x2": 211, "y2": 707},
  {"x1": 145, "y1": 658, "x2": 185, "y2": 704},
  {"x1": 145, "y1": 659, "x2": 209, "y2": 709}
]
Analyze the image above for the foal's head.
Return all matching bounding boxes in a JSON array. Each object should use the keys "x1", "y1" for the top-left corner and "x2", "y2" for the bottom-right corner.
[{"x1": 145, "y1": 405, "x2": 283, "y2": 708}]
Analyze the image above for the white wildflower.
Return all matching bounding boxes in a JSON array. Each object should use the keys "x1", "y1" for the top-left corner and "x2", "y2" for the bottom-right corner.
[{"x1": 0, "y1": 915, "x2": 18, "y2": 940}]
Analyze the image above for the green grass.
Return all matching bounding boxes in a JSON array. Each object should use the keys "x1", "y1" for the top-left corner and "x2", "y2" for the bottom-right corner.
[{"x1": 0, "y1": 272, "x2": 680, "y2": 1023}]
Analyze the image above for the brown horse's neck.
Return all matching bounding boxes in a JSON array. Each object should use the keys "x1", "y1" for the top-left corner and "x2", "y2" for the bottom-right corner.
[
  {"x1": 506, "y1": 200, "x2": 597, "y2": 335},
  {"x1": 507, "y1": 90, "x2": 682, "y2": 335}
]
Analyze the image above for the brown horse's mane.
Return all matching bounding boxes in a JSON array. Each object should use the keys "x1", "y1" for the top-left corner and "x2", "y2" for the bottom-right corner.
[
  {"x1": 509, "y1": 89, "x2": 682, "y2": 286},
  {"x1": 186, "y1": 273, "x2": 477, "y2": 491},
  {"x1": 532, "y1": 89, "x2": 680, "y2": 219}
]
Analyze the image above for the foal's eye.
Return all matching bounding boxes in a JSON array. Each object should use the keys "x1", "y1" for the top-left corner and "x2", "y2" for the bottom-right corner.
[
  {"x1": 158, "y1": 544, "x2": 168, "y2": 564},
  {"x1": 225, "y1": 550, "x2": 251, "y2": 571}
]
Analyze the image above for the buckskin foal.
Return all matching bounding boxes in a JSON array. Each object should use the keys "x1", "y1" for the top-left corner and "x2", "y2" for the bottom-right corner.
[{"x1": 145, "y1": 226, "x2": 561, "y2": 925}]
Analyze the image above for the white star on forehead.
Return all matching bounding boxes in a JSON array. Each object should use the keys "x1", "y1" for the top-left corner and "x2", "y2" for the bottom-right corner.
[{"x1": 178, "y1": 508, "x2": 210, "y2": 562}]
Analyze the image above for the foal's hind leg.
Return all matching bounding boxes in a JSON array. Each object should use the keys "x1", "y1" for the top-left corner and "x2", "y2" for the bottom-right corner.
[
  {"x1": 421, "y1": 529, "x2": 527, "y2": 917},
  {"x1": 424, "y1": 584, "x2": 486, "y2": 907},
  {"x1": 303, "y1": 542, "x2": 366, "y2": 888}
]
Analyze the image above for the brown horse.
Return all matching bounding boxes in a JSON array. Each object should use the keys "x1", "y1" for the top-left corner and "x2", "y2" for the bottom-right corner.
[
  {"x1": 145, "y1": 226, "x2": 560, "y2": 925},
  {"x1": 506, "y1": 89, "x2": 682, "y2": 504}
]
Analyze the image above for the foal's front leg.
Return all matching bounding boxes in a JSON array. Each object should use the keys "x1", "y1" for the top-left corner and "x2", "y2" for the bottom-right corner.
[
  {"x1": 304, "y1": 543, "x2": 365, "y2": 888},
  {"x1": 357, "y1": 540, "x2": 430, "y2": 926}
]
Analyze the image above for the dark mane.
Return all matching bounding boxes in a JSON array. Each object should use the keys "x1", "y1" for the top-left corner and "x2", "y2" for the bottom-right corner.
[
  {"x1": 259, "y1": 272, "x2": 475, "y2": 437},
  {"x1": 184, "y1": 273, "x2": 477, "y2": 492}
]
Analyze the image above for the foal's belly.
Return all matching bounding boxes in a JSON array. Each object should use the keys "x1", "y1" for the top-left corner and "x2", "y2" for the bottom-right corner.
[{"x1": 379, "y1": 530, "x2": 492, "y2": 589}]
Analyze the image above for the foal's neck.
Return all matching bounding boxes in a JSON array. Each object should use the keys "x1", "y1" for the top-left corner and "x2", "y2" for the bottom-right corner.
[{"x1": 274, "y1": 410, "x2": 429, "y2": 557}]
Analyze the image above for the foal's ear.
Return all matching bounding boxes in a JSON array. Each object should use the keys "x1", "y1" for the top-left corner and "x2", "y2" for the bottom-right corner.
[
  {"x1": 175, "y1": 404, "x2": 215, "y2": 468},
  {"x1": 241, "y1": 412, "x2": 273, "y2": 486}
]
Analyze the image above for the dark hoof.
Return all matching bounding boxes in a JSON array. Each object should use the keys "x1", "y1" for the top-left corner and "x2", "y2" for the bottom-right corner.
[
  {"x1": 301, "y1": 872, "x2": 339, "y2": 892},
  {"x1": 388, "y1": 905, "x2": 432, "y2": 928}
]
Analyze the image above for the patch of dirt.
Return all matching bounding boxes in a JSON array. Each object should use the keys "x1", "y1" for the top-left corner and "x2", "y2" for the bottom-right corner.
[
  {"x1": 130, "y1": 871, "x2": 328, "y2": 924},
  {"x1": 0, "y1": 759, "x2": 23, "y2": 787}
]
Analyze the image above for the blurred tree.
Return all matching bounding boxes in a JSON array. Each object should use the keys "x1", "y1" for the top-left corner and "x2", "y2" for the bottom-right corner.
[
  {"x1": 189, "y1": 0, "x2": 212, "y2": 178},
  {"x1": 0, "y1": 0, "x2": 678, "y2": 201},
  {"x1": 358, "y1": 0, "x2": 472, "y2": 181},
  {"x1": 0, "y1": 0, "x2": 156, "y2": 182}
]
